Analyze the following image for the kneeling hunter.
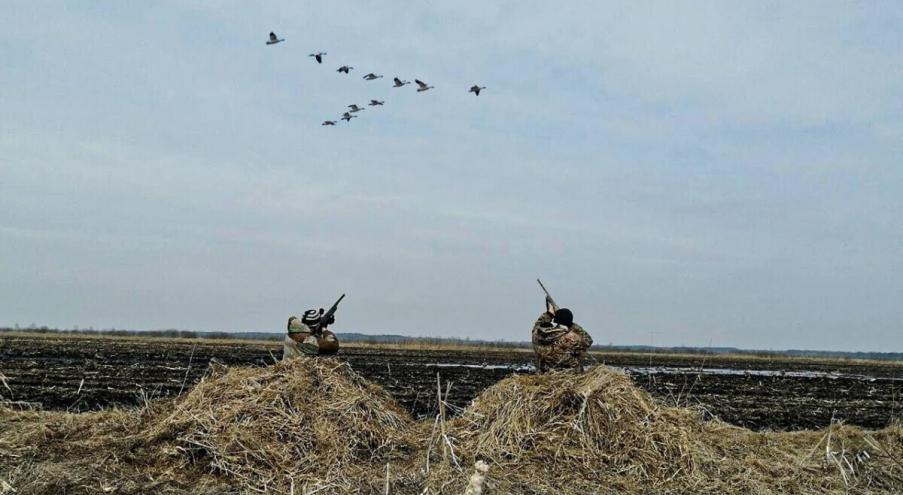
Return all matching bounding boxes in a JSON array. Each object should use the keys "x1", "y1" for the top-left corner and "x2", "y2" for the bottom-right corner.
[
  {"x1": 283, "y1": 294, "x2": 344, "y2": 359},
  {"x1": 532, "y1": 280, "x2": 593, "y2": 373}
]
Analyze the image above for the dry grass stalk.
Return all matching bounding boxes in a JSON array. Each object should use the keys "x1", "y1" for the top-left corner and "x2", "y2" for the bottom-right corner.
[
  {"x1": 0, "y1": 372, "x2": 12, "y2": 396},
  {"x1": 435, "y1": 374, "x2": 459, "y2": 469}
]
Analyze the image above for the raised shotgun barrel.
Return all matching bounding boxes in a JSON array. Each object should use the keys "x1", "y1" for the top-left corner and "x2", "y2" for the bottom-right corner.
[
  {"x1": 537, "y1": 279, "x2": 557, "y2": 310},
  {"x1": 315, "y1": 293, "x2": 345, "y2": 333}
]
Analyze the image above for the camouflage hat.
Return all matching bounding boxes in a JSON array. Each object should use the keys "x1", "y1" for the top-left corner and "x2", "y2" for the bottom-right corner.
[{"x1": 287, "y1": 316, "x2": 309, "y2": 334}]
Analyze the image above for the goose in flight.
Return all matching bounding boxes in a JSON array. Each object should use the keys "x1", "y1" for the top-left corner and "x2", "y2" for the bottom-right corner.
[
  {"x1": 415, "y1": 79, "x2": 434, "y2": 92},
  {"x1": 393, "y1": 77, "x2": 410, "y2": 88},
  {"x1": 468, "y1": 85, "x2": 486, "y2": 96},
  {"x1": 266, "y1": 32, "x2": 284, "y2": 45},
  {"x1": 337, "y1": 65, "x2": 354, "y2": 74},
  {"x1": 369, "y1": 100, "x2": 384, "y2": 106},
  {"x1": 363, "y1": 73, "x2": 383, "y2": 81},
  {"x1": 347, "y1": 104, "x2": 364, "y2": 113},
  {"x1": 309, "y1": 52, "x2": 326, "y2": 64},
  {"x1": 341, "y1": 112, "x2": 357, "y2": 122},
  {"x1": 322, "y1": 120, "x2": 336, "y2": 126}
]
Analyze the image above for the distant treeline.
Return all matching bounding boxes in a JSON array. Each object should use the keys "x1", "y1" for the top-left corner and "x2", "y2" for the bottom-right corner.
[
  {"x1": 1, "y1": 325, "x2": 254, "y2": 341},
  {"x1": 2, "y1": 325, "x2": 901, "y2": 361},
  {"x1": 0, "y1": 326, "x2": 526, "y2": 347}
]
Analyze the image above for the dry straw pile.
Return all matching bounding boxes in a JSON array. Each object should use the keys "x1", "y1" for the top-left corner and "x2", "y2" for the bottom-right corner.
[
  {"x1": 436, "y1": 366, "x2": 903, "y2": 494},
  {"x1": 140, "y1": 359, "x2": 418, "y2": 492},
  {"x1": 1, "y1": 360, "x2": 419, "y2": 494},
  {"x1": 1, "y1": 359, "x2": 901, "y2": 494}
]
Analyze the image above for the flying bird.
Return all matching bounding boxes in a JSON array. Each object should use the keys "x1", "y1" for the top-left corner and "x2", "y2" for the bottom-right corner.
[
  {"x1": 266, "y1": 32, "x2": 284, "y2": 45},
  {"x1": 322, "y1": 120, "x2": 336, "y2": 126},
  {"x1": 415, "y1": 79, "x2": 434, "y2": 92},
  {"x1": 341, "y1": 112, "x2": 357, "y2": 122},
  {"x1": 347, "y1": 104, "x2": 364, "y2": 113},
  {"x1": 337, "y1": 65, "x2": 354, "y2": 74},
  {"x1": 393, "y1": 77, "x2": 410, "y2": 88},
  {"x1": 363, "y1": 73, "x2": 383, "y2": 81},
  {"x1": 468, "y1": 85, "x2": 486, "y2": 96},
  {"x1": 309, "y1": 52, "x2": 326, "y2": 64},
  {"x1": 369, "y1": 100, "x2": 384, "y2": 106}
]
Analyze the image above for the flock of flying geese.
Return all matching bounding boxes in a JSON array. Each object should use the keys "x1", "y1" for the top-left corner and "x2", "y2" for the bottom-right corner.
[{"x1": 266, "y1": 32, "x2": 487, "y2": 126}]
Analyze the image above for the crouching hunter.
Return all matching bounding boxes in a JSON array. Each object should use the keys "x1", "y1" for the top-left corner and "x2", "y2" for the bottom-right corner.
[
  {"x1": 532, "y1": 280, "x2": 593, "y2": 373},
  {"x1": 283, "y1": 294, "x2": 344, "y2": 359}
]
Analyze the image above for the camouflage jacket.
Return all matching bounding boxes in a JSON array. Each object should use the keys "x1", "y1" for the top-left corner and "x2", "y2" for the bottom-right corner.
[
  {"x1": 532, "y1": 312, "x2": 593, "y2": 369},
  {"x1": 283, "y1": 318, "x2": 339, "y2": 359},
  {"x1": 532, "y1": 312, "x2": 592, "y2": 347}
]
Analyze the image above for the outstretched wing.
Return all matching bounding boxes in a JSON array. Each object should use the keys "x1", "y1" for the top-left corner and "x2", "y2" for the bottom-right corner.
[
  {"x1": 415, "y1": 79, "x2": 427, "y2": 89},
  {"x1": 269, "y1": 32, "x2": 278, "y2": 42},
  {"x1": 394, "y1": 77, "x2": 402, "y2": 85}
]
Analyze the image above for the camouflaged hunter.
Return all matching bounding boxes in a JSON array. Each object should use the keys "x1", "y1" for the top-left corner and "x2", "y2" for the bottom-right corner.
[
  {"x1": 283, "y1": 295, "x2": 344, "y2": 359},
  {"x1": 532, "y1": 280, "x2": 593, "y2": 373}
]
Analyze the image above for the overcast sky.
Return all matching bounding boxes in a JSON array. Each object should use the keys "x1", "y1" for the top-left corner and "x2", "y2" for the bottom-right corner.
[{"x1": 1, "y1": 2, "x2": 901, "y2": 351}]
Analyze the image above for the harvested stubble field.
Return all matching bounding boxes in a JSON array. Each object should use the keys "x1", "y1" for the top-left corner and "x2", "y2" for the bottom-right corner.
[
  {"x1": 1, "y1": 333, "x2": 901, "y2": 431},
  {"x1": 1, "y1": 357, "x2": 901, "y2": 494}
]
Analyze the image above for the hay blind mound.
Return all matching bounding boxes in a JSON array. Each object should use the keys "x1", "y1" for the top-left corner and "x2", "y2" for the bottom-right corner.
[{"x1": 1, "y1": 359, "x2": 901, "y2": 494}]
